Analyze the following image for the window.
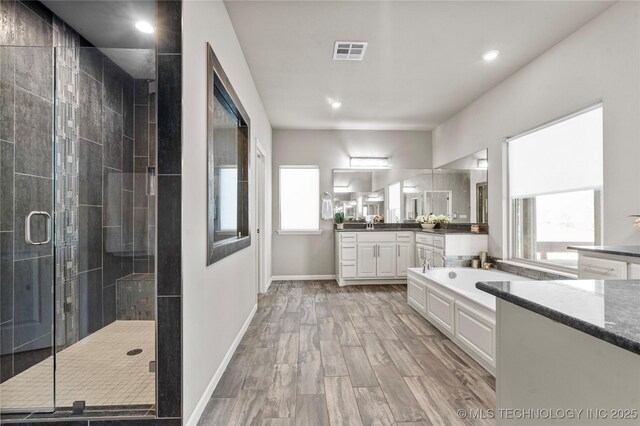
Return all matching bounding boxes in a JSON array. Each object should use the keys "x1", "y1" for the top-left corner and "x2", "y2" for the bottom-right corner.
[
  {"x1": 388, "y1": 182, "x2": 401, "y2": 223},
  {"x1": 508, "y1": 105, "x2": 603, "y2": 271},
  {"x1": 279, "y1": 166, "x2": 320, "y2": 232},
  {"x1": 207, "y1": 43, "x2": 251, "y2": 265}
]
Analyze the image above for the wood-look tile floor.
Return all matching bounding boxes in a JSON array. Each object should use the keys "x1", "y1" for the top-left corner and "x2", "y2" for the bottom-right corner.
[{"x1": 198, "y1": 281, "x2": 496, "y2": 426}]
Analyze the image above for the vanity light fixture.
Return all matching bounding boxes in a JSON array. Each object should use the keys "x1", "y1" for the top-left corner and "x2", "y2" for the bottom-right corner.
[
  {"x1": 350, "y1": 157, "x2": 389, "y2": 168},
  {"x1": 403, "y1": 186, "x2": 418, "y2": 193},
  {"x1": 331, "y1": 101, "x2": 342, "y2": 109},
  {"x1": 477, "y1": 159, "x2": 488, "y2": 169},
  {"x1": 135, "y1": 21, "x2": 154, "y2": 34},
  {"x1": 333, "y1": 185, "x2": 351, "y2": 193},
  {"x1": 482, "y1": 50, "x2": 499, "y2": 62}
]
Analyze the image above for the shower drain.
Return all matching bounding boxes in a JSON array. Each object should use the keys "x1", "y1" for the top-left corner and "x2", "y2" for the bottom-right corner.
[{"x1": 127, "y1": 348, "x2": 143, "y2": 356}]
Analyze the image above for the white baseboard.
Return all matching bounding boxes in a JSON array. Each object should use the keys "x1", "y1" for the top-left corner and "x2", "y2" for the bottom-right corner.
[
  {"x1": 271, "y1": 274, "x2": 337, "y2": 281},
  {"x1": 185, "y1": 303, "x2": 258, "y2": 426},
  {"x1": 265, "y1": 276, "x2": 273, "y2": 293}
]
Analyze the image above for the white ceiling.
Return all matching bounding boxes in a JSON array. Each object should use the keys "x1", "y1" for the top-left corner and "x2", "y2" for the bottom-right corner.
[
  {"x1": 42, "y1": 1, "x2": 156, "y2": 78},
  {"x1": 224, "y1": 0, "x2": 614, "y2": 131}
]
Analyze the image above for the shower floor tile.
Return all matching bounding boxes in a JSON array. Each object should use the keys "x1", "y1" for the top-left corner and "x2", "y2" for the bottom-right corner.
[{"x1": 1, "y1": 321, "x2": 155, "y2": 411}]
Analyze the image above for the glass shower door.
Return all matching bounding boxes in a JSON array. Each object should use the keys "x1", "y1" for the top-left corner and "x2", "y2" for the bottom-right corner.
[{"x1": 0, "y1": 45, "x2": 57, "y2": 414}]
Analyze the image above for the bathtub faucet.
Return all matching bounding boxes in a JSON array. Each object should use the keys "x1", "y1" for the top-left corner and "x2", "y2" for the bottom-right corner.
[{"x1": 423, "y1": 254, "x2": 447, "y2": 273}]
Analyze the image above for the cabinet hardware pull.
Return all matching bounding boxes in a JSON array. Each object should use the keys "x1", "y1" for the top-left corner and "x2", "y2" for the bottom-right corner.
[{"x1": 584, "y1": 266, "x2": 615, "y2": 274}]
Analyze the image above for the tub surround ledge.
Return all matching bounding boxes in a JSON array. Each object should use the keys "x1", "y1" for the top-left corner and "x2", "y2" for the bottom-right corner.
[{"x1": 477, "y1": 279, "x2": 640, "y2": 355}]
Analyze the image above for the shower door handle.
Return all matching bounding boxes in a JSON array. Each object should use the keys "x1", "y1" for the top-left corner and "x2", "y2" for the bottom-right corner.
[{"x1": 25, "y1": 211, "x2": 52, "y2": 245}]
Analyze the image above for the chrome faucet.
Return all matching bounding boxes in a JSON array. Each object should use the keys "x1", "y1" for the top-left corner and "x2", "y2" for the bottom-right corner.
[{"x1": 423, "y1": 254, "x2": 447, "y2": 273}]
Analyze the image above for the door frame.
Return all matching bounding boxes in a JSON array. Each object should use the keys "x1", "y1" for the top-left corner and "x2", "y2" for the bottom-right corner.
[{"x1": 255, "y1": 139, "x2": 267, "y2": 294}]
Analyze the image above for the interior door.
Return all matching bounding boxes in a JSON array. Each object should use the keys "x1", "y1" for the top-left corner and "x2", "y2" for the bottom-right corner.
[
  {"x1": 0, "y1": 46, "x2": 56, "y2": 414},
  {"x1": 396, "y1": 243, "x2": 411, "y2": 277},
  {"x1": 357, "y1": 243, "x2": 377, "y2": 277},
  {"x1": 376, "y1": 243, "x2": 397, "y2": 277}
]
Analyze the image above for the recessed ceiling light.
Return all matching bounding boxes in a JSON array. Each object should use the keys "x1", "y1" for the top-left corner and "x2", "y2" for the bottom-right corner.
[
  {"x1": 331, "y1": 101, "x2": 342, "y2": 109},
  {"x1": 482, "y1": 50, "x2": 499, "y2": 62},
  {"x1": 135, "y1": 21, "x2": 154, "y2": 34}
]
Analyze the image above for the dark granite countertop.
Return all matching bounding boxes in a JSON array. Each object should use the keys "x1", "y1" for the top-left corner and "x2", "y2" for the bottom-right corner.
[
  {"x1": 568, "y1": 245, "x2": 640, "y2": 258},
  {"x1": 334, "y1": 228, "x2": 487, "y2": 235},
  {"x1": 476, "y1": 279, "x2": 640, "y2": 355}
]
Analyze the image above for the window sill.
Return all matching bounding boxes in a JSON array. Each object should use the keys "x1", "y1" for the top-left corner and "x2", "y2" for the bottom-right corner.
[
  {"x1": 277, "y1": 230, "x2": 322, "y2": 236},
  {"x1": 499, "y1": 259, "x2": 578, "y2": 279}
]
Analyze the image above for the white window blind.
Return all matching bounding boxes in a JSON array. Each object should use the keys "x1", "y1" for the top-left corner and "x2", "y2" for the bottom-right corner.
[
  {"x1": 508, "y1": 106, "x2": 603, "y2": 198},
  {"x1": 280, "y1": 166, "x2": 320, "y2": 231}
]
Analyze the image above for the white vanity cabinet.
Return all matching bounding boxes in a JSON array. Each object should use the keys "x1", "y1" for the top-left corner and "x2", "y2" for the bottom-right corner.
[
  {"x1": 575, "y1": 249, "x2": 640, "y2": 280},
  {"x1": 336, "y1": 231, "x2": 414, "y2": 286}
]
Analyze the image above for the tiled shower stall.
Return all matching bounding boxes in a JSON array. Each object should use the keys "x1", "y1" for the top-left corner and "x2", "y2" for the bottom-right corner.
[{"x1": 0, "y1": 0, "x2": 157, "y2": 413}]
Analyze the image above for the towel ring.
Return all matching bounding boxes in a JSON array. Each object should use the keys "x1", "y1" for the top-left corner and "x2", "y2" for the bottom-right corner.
[{"x1": 322, "y1": 192, "x2": 332, "y2": 200}]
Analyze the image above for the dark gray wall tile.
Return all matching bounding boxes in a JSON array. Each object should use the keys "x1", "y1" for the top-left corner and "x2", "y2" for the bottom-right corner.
[
  {"x1": 103, "y1": 227, "x2": 122, "y2": 288},
  {"x1": 0, "y1": 320, "x2": 14, "y2": 381},
  {"x1": 156, "y1": 0, "x2": 182, "y2": 54},
  {"x1": 134, "y1": 257, "x2": 149, "y2": 274},
  {"x1": 78, "y1": 205, "x2": 102, "y2": 272},
  {"x1": 78, "y1": 138, "x2": 102, "y2": 206},
  {"x1": 14, "y1": 88, "x2": 52, "y2": 178},
  {"x1": 0, "y1": 0, "x2": 16, "y2": 45},
  {"x1": 103, "y1": 284, "x2": 116, "y2": 326},
  {"x1": 103, "y1": 58, "x2": 122, "y2": 114},
  {"x1": 0, "y1": 81, "x2": 14, "y2": 142},
  {"x1": 15, "y1": 46, "x2": 53, "y2": 101},
  {"x1": 78, "y1": 268, "x2": 102, "y2": 339},
  {"x1": 134, "y1": 156, "x2": 148, "y2": 208},
  {"x1": 13, "y1": 333, "x2": 51, "y2": 376},
  {"x1": 79, "y1": 72, "x2": 102, "y2": 143},
  {"x1": 135, "y1": 78, "x2": 148, "y2": 105},
  {"x1": 123, "y1": 136, "x2": 134, "y2": 190},
  {"x1": 103, "y1": 108, "x2": 123, "y2": 170},
  {"x1": 133, "y1": 207, "x2": 148, "y2": 255},
  {"x1": 14, "y1": 174, "x2": 52, "y2": 261},
  {"x1": 157, "y1": 296, "x2": 181, "y2": 417},
  {"x1": 103, "y1": 168, "x2": 122, "y2": 226},
  {"x1": 79, "y1": 47, "x2": 103, "y2": 83},
  {"x1": 122, "y1": 245, "x2": 133, "y2": 277},
  {"x1": 157, "y1": 54, "x2": 181, "y2": 174},
  {"x1": 14, "y1": 1, "x2": 51, "y2": 45},
  {"x1": 1, "y1": 141, "x2": 14, "y2": 231},
  {"x1": 0, "y1": 232, "x2": 14, "y2": 323},
  {"x1": 122, "y1": 190, "x2": 133, "y2": 245},
  {"x1": 157, "y1": 175, "x2": 180, "y2": 296},
  {"x1": 134, "y1": 105, "x2": 148, "y2": 156},
  {"x1": 123, "y1": 74, "x2": 134, "y2": 138},
  {"x1": 19, "y1": 0, "x2": 53, "y2": 25},
  {"x1": 13, "y1": 255, "x2": 53, "y2": 347}
]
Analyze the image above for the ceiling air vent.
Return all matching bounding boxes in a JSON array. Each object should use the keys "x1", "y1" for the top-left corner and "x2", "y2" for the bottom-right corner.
[{"x1": 333, "y1": 41, "x2": 368, "y2": 61}]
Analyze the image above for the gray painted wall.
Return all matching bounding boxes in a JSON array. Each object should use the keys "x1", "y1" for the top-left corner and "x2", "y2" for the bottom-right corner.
[
  {"x1": 432, "y1": 2, "x2": 640, "y2": 256},
  {"x1": 272, "y1": 129, "x2": 432, "y2": 277}
]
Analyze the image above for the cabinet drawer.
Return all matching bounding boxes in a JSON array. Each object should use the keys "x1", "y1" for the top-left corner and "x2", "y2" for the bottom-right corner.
[
  {"x1": 433, "y1": 236, "x2": 445, "y2": 248},
  {"x1": 396, "y1": 232, "x2": 413, "y2": 242},
  {"x1": 340, "y1": 233, "x2": 356, "y2": 243},
  {"x1": 341, "y1": 244, "x2": 356, "y2": 261},
  {"x1": 357, "y1": 232, "x2": 396, "y2": 243},
  {"x1": 629, "y1": 263, "x2": 640, "y2": 279},
  {"x1": 416, "y1": 234, "x2": 433, "y2": 245},
  {"x1": 427, "y1": 286, "x2": 454, "y2": 334},
  {"x1": 578, "y1": 256, "x2": 627, "y2": 279},
  {"x1": 341, "y1": 261, "x2": 356, "y2": 278}
]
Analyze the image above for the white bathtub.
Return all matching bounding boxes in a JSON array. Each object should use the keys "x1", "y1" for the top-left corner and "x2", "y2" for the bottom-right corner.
[{"x1": 407, "y1": 267, "x2": 530, "y2": 375}]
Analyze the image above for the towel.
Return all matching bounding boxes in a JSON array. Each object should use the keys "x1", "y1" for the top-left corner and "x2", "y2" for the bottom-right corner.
[{"x1": 322, "y1": 198, "x2": 333, "y2": 220}]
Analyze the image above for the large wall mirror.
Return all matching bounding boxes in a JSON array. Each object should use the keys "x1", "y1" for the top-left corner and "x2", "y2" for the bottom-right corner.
[
  {"x1": 332, "y1": 149, "x2": 488, "y2": 225},
  {"x1": 433, "y1": 148, "x2": 488, "y2": 223},
  {"x1": 207, "y1": 43, "x2": 251, "y2": 265}
]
